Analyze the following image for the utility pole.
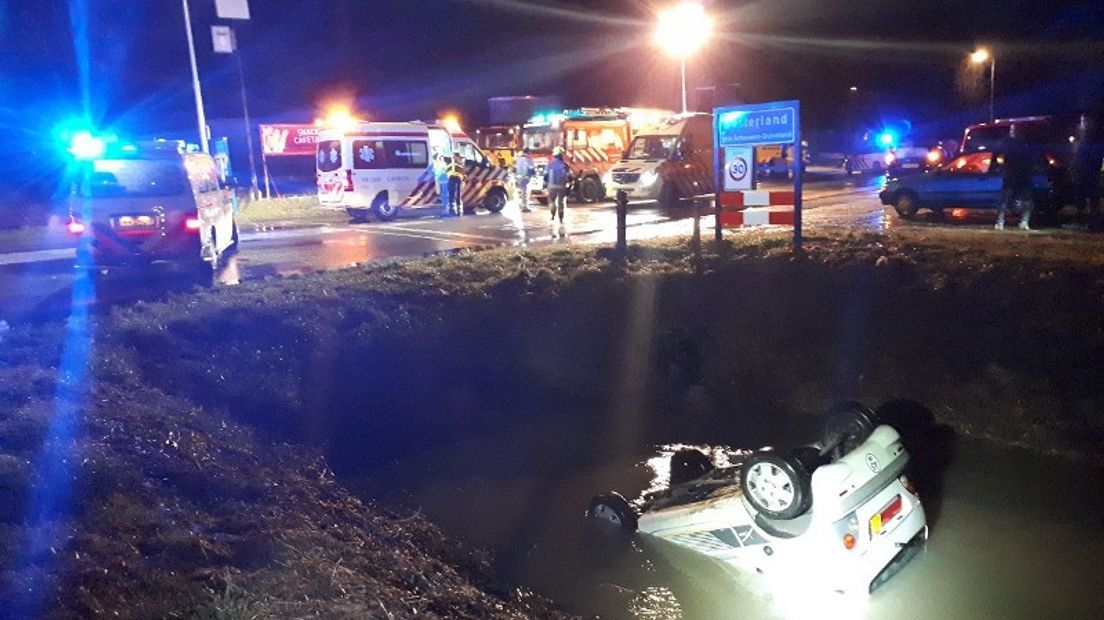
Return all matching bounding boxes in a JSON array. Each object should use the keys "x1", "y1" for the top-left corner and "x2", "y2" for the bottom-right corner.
[
  {"x1": 232, "y1": 30, "x2": 260, "y2": 198},
  {"x1": 181, "y1": 0, "x2": 210, "y2": 153}
]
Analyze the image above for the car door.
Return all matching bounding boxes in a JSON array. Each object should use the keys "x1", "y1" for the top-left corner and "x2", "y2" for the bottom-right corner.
[{"x1": 924, "y1": 153, "x2": 996, "y2": 207}]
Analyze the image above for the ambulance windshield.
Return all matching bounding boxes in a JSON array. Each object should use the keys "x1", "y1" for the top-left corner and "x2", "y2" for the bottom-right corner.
[{"x1": 625, "y1": 135, "x2": 677, "y2": 160}]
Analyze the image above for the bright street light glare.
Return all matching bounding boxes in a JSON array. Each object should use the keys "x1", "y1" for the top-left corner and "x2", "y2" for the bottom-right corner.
[
  {"x1": 970, "y1": 48, "x2": 990, "y2": 64},
  {"x1": 654, "y1": 2, "x2": 713, "y2": 58},
  {"x1": 318, "y1": 104, "x2": 358, "y2": 131}
]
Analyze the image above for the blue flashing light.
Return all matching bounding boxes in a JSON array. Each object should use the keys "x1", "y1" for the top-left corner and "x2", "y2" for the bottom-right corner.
[
  {"x1": 120, "y1": 144, "x2": 137, "y2": 153},
  {"x1": 878, "y1": 131, "x2": 896, "y2": 147},
  {"x1": 67, "y1": 130, "x2": 106, "y2": 160}
]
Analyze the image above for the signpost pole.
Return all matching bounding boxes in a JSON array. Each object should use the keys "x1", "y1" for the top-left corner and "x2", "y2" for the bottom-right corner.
[
  {"x1": 793, "y1": 109, "x2": 802, "y2": 252},
  {"x1": 231, "y1": 30, "x2": 260, "y2": 199}
]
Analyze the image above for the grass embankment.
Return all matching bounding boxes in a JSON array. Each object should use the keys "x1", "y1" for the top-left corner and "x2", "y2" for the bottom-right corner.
[
  {"x1": 2, "y1": 229, "x2": 1103, "y2": 617},
  {"x1": 235, "y1": 195, "x2": 346, "y2": 227}
]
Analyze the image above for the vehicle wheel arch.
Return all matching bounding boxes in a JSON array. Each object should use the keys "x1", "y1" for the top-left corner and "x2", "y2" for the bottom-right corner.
[
  {"x1": 894, "y1": 189, "x2": 921, "y2": 218},
  {"x1": 372, "y1": 191, "x2": 399, "y2": 221}
]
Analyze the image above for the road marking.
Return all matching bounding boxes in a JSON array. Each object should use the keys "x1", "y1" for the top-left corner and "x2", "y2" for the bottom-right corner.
[{"x1": 0, "y1": 248, "x2": 76, "y2": 266}]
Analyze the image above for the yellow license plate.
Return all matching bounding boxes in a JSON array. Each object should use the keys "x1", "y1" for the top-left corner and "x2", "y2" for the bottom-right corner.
[
  {"x1": 117, "y1": 215, "x2": 156, "y2": 228},
  {"x1": 870, "y1": 513, "x2": 883, "y2": 536}
]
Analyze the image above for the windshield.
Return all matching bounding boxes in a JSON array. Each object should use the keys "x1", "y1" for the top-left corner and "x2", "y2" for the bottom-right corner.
[
  {"x1": 522, "y1": 127, "x2": 559, "y2": 152},
  {"x1": 479, "y1": 133, "x2": 515, "y2": 150},
  {"x1": 317, "y1": 140, "x2": 343, "y2": 172},
  {"x1": 943, "y1": 152, "x2": 993, "y2": 174},
  {"x1": 625, "y1": 135, "x2": 677, "y2": 160},
  {"x1": 79, "y1": 159, "x2": 188, "y2": 198}
]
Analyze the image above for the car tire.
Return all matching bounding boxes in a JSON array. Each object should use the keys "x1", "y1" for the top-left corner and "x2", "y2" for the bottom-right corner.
[
  {"x1": 482, "y1": 187, "x2": 507, "y2": 213},
  {"x1": 587, "y1": 492, "x2": 638, "y2": 531},
  {"x1": 659, "y1": 182, "x2": 680, "y2": 208},
  {"x1": 372, "y1": 194, "x2": 399, "y2": 221},
  {"x1": 894, "y1": 191, "x2": 920, "y2": 219},
  {"x1": 823, "y1": 401, "x2": 879, "y2": 459},
  {"x1": 740, "y1": 452, "x2": 812, "y2": 520},
  {"x1": 577, "y1": 176, "x2": 604, "y2": 203},
  {"x1": 670, "y1": 449, "x2": 714, "y2": 486}
]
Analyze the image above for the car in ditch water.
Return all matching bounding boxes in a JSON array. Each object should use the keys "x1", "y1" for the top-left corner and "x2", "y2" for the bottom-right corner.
[{"x1": 586, "y1": 402, "x2": 928, "y2": 595}]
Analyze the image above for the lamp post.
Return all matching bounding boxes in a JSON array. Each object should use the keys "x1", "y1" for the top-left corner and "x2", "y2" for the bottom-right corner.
[
  {"x1": 971, "y1": 48, "x2": 995, "y2": 122},
  {"x1": 655, "y1": 2, "x2": 713, "y2": 114},
  {"x1": 181, "y1": 0, "x2": 209, "y2": 153}
]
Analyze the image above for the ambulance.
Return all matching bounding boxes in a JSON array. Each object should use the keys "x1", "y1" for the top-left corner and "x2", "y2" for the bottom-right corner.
[
  {"x1": 604, "y1": 113, "x2": 715, "y2": 207},
  {"x1": 316, "y1": 121, "x2": 511, "y2": 221},
  {"x1": 523, "y1": 108, "x2": 673, "y2": 203}
]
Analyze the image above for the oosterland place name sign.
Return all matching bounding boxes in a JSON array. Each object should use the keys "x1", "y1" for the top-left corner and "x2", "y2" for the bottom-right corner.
[{"x1": 712, "y1": 100, "x2": 802, "y2": 249}]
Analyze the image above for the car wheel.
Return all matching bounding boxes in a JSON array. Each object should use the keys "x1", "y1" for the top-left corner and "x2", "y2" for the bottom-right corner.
[
  {"x1": 587, "y1": 492, "x2": 638, "y2": 531},
  {"x1": 577, "y1": 177, "x2": 604, "y2": 203},
  {"x1": 823, "y1": 401, "x2": 878, "y2": 459},
  {"x1": 482, "y1": 187, "x2": 507, "y2": 213},
  {"x1": 670, "y1": 449, "x2": 714, "y2": 486},
  {"x1": 659, "y1": 182, "x2": 680, "y2": 208},
  {"x1": 894, "y1": 191, "x2": 920, "y2": 219},
  {"x1": 740, "y1": 452, "x2": 812, "y2": 520},
  {"x1": 372, "y1": 194, "x2": 399, "y2": 221}
]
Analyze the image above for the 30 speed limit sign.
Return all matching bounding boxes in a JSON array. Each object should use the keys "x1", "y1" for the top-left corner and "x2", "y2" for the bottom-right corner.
[{"x1": 723, "y1": 146, "x2": 753, "y2": 191}]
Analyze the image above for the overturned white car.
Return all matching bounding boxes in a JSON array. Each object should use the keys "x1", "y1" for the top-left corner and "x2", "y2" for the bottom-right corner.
[{"x1": 587, "y1": 402, "x2": 928, "y2": 595}]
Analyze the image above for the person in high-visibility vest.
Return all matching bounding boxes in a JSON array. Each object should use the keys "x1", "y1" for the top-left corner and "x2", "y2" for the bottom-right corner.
[
  {"x1": 433, "y1": 148, "x2": 451, "y2": 216},
  {"x1": 447, "y1": 154, "x2": 466, "y2": 216}
]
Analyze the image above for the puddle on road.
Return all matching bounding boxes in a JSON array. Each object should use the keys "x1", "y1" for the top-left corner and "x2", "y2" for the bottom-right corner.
[{"x1": 353, "y1": 419, "x2": 1104, "y2": 620}]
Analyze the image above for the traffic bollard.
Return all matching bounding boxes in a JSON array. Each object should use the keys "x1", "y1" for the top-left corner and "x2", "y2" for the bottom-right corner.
[{"x1": 616, "y1": 190, "x2": 628, "y2": 254}]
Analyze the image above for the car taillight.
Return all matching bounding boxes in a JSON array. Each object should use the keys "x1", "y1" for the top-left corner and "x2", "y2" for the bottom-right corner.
[
  {"x1": 345, "y1": 170, "x2": 354, "y2": 192},
  {"x1": 184, "y1": 216, "x2": 202, "y2": 232},
  {"x1": 900, "y1": 475, "x2": 917, "y2": 495},
  {"x1": 66, "y1": 219, "x2": 85, "y2": 235}
]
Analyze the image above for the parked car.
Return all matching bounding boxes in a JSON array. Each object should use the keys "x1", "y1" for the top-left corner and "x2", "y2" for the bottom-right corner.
[
  {"x1": 878, "y1": 151, "x2": 1053, "y2": 219},
  {"x1": 586, "y1": 402, "x2": 928, "y2": 595}
]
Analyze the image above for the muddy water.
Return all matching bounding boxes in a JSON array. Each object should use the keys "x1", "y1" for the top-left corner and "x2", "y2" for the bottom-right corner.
[{"x1": 355, "y1": 418, "x2": 1104, "y2": 620}]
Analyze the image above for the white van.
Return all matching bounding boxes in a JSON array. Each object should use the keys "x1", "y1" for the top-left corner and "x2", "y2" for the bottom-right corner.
[
  {"x1": 604, "y1": 113, "x2": 714, "y2": 207},
  {"x1": 67, "y1": 140, "x2": 238, "y2": 272},
  {"x1": 316, "y1": 122, "x2": 510, "y2": 221}
]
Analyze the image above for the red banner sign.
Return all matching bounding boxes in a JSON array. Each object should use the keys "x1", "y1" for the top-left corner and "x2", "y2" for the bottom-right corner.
[{"x1": 259, "y1": 124, "x2": 320, "y2": 157}]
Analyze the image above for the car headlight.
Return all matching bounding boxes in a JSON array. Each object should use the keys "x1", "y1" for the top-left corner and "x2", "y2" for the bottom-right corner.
[{"x1": 640, "y1": 170, "x2": 659, "y2": 186}]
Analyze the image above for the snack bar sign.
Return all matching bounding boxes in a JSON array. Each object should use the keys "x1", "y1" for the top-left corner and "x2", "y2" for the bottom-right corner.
[
  {"x1": 260, "y1": 124, "x2": 320, "y2": 157},
  {"x1": 717, "y1": 104, "x2": 797, "y2": 147}
]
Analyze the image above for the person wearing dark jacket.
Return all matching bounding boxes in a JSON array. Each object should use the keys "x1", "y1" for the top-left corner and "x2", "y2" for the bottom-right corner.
[
  {"x1": 1071, "y1": 112, "x2": 1104, "y2": 231},
  {"x1": 545, "y1": 147, "x2": 573, "y2": 224},
  {"x1": 995, "y1": 124, "x2": 1038, "y2": 231}
]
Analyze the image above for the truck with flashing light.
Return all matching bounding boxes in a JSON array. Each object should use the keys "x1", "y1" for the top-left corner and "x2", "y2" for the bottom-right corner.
[
  {"x1": 603, "y1": 113, "x2": 715, "y2": 207},
  {"x1": 474, "y1": 125, "x2": 522, "y2": 168},
  {"x1": 65, "y1": 136, "x2": 239, "y2": 275},
  {"x1": 521, "y1": 108, "x2": 674, "y2": 203}
]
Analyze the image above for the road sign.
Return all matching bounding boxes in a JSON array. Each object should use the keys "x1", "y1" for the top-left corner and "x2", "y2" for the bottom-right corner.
[
  {"x1": 212, "y1": 26, "x2": 235, "y2": 54},
  {"x1": 713, "y1": 100, "x2": 802, "y2": 249},
  {"x1": 717, "y1": 103, "x2": 797, "y2": 147},
  {"x1": 723, "y1": 146, "x2": 753, "y2": 191},
  {"x1": 215, "y1": 0, "x2": 250, "y2": 20}
]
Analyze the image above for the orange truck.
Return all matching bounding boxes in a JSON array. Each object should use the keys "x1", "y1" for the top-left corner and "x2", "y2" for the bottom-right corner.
[{"x1": 522, "y1": 108, "x2": 673, "y2": 202}]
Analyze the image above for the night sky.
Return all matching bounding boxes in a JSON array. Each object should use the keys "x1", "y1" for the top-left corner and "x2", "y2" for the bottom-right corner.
[{"x1": 1, "y1": 0, "x2": 1102, "y2": 175}]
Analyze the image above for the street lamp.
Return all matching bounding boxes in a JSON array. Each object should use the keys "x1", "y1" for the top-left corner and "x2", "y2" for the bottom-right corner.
[
  {"x1": 970, "y1": 48, "x2": 995, "y2": 123},
  {"x1": 654, "y1": 2, "x2": 713, "y2": 114}
]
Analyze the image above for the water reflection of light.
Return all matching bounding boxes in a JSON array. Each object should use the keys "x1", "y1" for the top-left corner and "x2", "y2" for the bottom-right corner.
[{"x1": 628, "y1": 585, "x2": 684, "y2": 619}]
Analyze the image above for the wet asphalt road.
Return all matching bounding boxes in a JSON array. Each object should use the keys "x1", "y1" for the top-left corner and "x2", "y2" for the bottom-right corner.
[{"x1": 0, "y1": 170, "x2": 1086, "y2": 324}]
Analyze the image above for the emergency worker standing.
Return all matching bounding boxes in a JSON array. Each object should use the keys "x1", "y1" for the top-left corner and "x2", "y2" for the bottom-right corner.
[
  {"x1": 514, "y1": 148, "x2": 534, "y2": 212},
  {"x1": 434, "y1": 149, "x2": 451, "y2": 217},
  {"x1": 545, "y1": 146, "x2": 572, "y2": 224},
  {"x1": 447, "y1": 154, "x2": 466, "y2": 216}
]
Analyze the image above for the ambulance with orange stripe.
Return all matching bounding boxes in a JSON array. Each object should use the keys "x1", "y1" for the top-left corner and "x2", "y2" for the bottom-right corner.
[
  {"x1": 316, "y1": 121, "x2": 510, "y2": 221},
  {"x1": 524, "y1": 108, "x2": 673, "y2": 203},
  {"x1": 604, "y1": 113, "x2": 714, "y2": 207}
]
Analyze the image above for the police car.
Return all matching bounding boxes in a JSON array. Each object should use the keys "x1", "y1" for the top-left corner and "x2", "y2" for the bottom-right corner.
[{"x1": 66, "y1": 139, "x2": 238, "y2": 273}]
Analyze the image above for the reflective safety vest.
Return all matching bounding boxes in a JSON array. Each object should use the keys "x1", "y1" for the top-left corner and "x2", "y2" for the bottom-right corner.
[{"x1": 447, "y1": 161, "x2": 465, "y2": 179}]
